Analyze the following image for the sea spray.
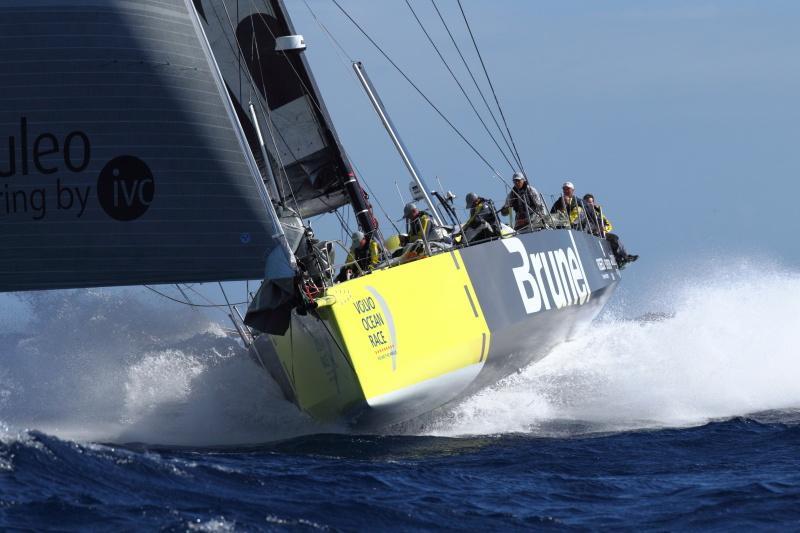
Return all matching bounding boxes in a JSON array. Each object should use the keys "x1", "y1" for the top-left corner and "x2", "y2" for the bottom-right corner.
[
  {"x1": 410, "y1": 262, "x2": 800, "y2": 437},
  {"x1": 0, "y1": 288, "x2": 329, "y2": 445}
]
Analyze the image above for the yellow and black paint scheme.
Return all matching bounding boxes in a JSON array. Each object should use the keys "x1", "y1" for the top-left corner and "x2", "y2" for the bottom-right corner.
[{"x1": 250, "y1": 228, "x2": 621, "y2": 427}]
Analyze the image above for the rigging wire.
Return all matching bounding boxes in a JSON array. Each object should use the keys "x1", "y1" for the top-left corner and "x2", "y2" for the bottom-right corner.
[
  {"x1": 404, "y1": 0, "x2": 516, "y2": 172},
  {"x1": 329, "y1": 0, "x2": 505, "y2": 180},
  {"x1": 456, "y1": 0, "x2": 526, "y2": 175},
  {"x1": 301, "y1": 0, "x2": 402, "y2": 235},
  {"x1": 143, "y1": 285, "x2": 248, "y2": 308},
  {"x1": 429, "y1": 0, "x2": 521, "y2": 171},
  {"x1": 302, "y1": 0, "x2": 351, "y2": 60}
]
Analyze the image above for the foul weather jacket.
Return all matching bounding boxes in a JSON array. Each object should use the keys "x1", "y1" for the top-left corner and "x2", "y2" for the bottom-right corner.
[
  {"x1": 501, "y1": 184, "x2": 546, "y2": 229},
  {"x1": 550, "y1": 195, "x2": 584, "y2": 226},
  {"x1": 586, "y1": 205, "x2": 613, "y2": 236},
  {"x1": 407, "y1": 212, "x2": 435, "y2": 243},
  {"x1": 464, "y1": 199, "x2": 498, "y2": 231},
  {"x1": 345, "y1": 239, "x2": 380, "y2": 275}
]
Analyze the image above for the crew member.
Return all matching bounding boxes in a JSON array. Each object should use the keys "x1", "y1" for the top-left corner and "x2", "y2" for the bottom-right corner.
[
  {"x1": 499, "y1": 172, "x2": 546, "y2": 231},
  {"x1": 403, "y1": 203, "x2": 434, "y2": 243},
  {"x1": 336, "y1": 230, "x2": 379, "y2": 281},
  {"x1": 550, "y1": 181, "x2": 585, "y2": 229},
  {"x1": 583, "y1": 193, "x2": 639, "y2": 267},
  {"x1": 463, "y1": 192, "x2": 499, "y2": 242}
]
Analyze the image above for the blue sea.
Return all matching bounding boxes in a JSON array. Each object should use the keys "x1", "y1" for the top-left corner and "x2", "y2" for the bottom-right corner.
[
  {"x1": 2, "y1": 266, "x2": 799, "y2": 530},
  {"x1": 3, "y1": 414, "x2": 800, "y2": 531}
]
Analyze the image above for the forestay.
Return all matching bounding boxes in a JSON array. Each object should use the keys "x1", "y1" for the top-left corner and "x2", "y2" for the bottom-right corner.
[
  {"x1": 194, "y1": 0, "x2": 353, "y2": 218},
  {"x1": 0, "y1": 0, "x2": 294, "y2": 292}
]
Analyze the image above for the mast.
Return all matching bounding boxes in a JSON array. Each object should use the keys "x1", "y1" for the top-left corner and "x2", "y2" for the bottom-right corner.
[{"x1": 352, "y1": 61, "x2": 444, "y2": 226}]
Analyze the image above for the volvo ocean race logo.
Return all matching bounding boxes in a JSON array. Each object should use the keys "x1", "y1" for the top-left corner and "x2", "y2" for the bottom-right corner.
[
  {"x1": 502, "y1": 236, "x2": 591, "y2": 314},
  {"x1": 1, "y1": 117, "x2": 154, "y2": 221},
  {"x1": 351, "y1": 287, "x2": 398, "y2": 370}
]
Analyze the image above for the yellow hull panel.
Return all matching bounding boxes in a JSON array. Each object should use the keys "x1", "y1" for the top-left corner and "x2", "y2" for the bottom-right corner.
[{"x1": 320, "y1": 250, "x2": 491, "y2": 403}]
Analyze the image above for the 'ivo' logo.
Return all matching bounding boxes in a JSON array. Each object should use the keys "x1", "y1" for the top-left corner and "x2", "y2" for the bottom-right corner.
[{"x1": 96, "y1": 155, "x2": 154, "y2": 221}]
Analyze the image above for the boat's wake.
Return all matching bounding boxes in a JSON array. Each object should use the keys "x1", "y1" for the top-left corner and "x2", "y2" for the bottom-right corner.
[{"x1": 0, "y1": 260, "x2": 798, "y2": 446}]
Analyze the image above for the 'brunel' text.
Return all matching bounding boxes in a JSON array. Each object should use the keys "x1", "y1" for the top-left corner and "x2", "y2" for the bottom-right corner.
[{"x1": 502, "y1": 237, "x2": 592, "y2": 314}]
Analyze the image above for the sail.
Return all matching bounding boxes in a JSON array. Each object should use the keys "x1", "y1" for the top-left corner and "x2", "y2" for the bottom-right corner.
[
  {"x1": 0, "y1": 0, "x2": 294, "y2": 292},
  {"x1": 193, "y1": 0, "x2": 353, "y2": 218}
]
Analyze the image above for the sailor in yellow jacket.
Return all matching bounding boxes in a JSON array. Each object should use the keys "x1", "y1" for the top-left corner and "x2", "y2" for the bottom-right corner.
[
  {"x1": 583, "y1": 193, "x2": 638, "y2": 267},
  {"x1": 403, "y1": 203, "x2": 434, "y2": 243},
  {"x1": 336, "y1": 230, "x2": 380, "y2": 281}
]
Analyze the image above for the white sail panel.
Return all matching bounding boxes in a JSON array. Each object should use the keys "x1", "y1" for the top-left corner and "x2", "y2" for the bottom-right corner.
[{"x1": 0, "y1": 0, "x2": 291, "y2": 291}]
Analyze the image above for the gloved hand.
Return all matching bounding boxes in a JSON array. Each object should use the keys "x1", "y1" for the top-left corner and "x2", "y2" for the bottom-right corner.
[{"x1": 500, "y1": 206, "x2": 509, "y2": 216}]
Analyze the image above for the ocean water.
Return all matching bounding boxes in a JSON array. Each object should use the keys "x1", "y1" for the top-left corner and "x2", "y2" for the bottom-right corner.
[{"x1": 1, "y1": 263, "x2": 799, "y2": 530}]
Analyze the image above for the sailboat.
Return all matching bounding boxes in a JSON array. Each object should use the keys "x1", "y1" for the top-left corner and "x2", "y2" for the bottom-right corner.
[{"x1": 0, "y1": 0, "x2": 622, "y2": 429}]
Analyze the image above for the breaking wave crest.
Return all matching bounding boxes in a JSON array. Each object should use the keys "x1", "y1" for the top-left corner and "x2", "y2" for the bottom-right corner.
[
  {"x1": 0, "y1": 260, "x2": 798, "y2": 446},
  {"x1": 414, "y1": 261, "x2": 800, "y2": 436}
]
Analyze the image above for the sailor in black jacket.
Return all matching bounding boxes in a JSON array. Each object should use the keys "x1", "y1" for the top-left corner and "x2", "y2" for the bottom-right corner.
[{"x1": 550, "y1": 181, "x2": 585, "y2": 228}]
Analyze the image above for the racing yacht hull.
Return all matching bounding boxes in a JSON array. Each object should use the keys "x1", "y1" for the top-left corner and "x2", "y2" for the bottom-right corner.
[{"x1": 250, "y1": 229, "x2": 621, "y2": 428}]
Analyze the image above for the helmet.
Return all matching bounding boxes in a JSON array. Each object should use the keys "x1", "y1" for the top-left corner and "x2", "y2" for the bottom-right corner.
[
  {"x1": 403, "y1": 202, "x2": 418, "y2": 219},
  {"x1": 465, "y1": 192, "x2": 478, "y2": 208},
  {"x1": 351, "y1": 230, "x2": 365, "y2": 244},
  {"x1": 512, "y1": 171, "x2": 526, "y2": 182}
]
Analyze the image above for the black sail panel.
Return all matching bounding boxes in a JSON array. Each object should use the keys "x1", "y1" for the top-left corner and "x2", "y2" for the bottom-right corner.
[
  {"x1": 196, "y1": 0, "x2": 351, "y2": 218},
  {"x1": 0, "y1": 0, "x2": 293, "y2": 292}
]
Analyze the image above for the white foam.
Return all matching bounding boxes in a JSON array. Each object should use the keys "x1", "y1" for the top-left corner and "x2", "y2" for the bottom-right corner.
[
  {"x1": 187, "y1": 517, "x2": 236, "y2": 532},
  {"x1": 417, "y1": 261, "x2": 800, "y2": 436},
  {"x1": 0, "y1": 287, "x2": 330, "y2": 446}
]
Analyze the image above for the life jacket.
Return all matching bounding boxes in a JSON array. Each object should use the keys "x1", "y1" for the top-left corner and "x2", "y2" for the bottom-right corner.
[
  {"x1": 586, "y1": 205, "x2": 613, "y2": 235},
  {"x1": 407, "y1": 212, "x2": 432, "y2": 242},
  {"x1": 551, "y1": 196, "x2": 582, "y2": 226},
  {"x1": 466, "y1": 199, "x2": 497, "y2": 229},
  {"x1": 345, "y1": 238, "x2": 379, "y2": 275}
]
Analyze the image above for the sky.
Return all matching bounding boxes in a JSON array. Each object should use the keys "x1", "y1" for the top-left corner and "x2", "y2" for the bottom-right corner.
[{"x1": 286, "y1": 0, "x2": 800, "y2": 294}]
